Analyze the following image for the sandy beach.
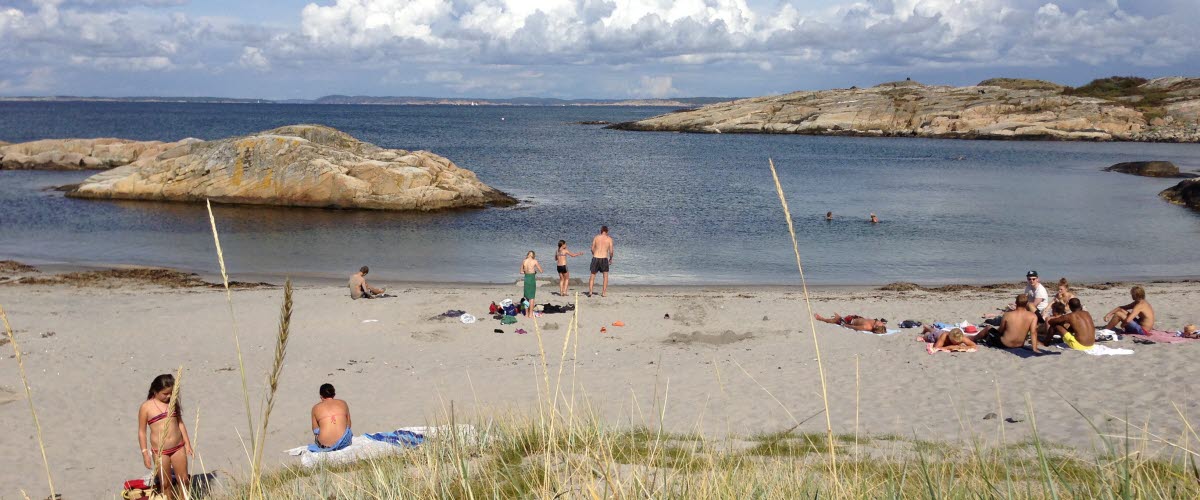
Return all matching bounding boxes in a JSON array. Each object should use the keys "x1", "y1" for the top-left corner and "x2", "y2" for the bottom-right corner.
[{"x1": 1, "y1": 268, "x2": 1198, "y2": 497}]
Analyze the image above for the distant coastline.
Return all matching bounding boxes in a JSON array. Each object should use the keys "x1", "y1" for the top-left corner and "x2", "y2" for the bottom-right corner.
[{"x1": 0, "y1": 95, "x2": 735, "y2": 107}]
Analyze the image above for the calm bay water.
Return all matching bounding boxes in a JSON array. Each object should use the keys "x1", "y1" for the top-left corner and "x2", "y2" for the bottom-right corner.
[{"x1": 1, "y1": 102, "x2": 1199, "y2": 285}]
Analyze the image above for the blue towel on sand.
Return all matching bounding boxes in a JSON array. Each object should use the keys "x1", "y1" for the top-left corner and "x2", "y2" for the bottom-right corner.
[
  {"x1": 364, "y1": 429, "x2": 425, "y2": 448},
  {"x1": 933, "y1": 322, "x2": 954, "y2": 330},
  {"x1": 309, "y1": 428, "x2": 353, "y2": 453}
]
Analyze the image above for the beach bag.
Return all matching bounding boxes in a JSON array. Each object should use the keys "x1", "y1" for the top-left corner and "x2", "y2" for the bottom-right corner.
[
  {"x1": 501, "y1": 315, "x2": 517, "y2": 325},
  {"x1": 503, "y1": 304, "x2": 517, "y2": 316}
]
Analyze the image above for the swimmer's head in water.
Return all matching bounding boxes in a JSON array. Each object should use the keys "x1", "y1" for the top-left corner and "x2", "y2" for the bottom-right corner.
[
  {"x1": 360, "y1": 266, "x2": 369, "y2": 275},
  {"x1": 320, "y1": 383, "x2": 336, "y2": 399}
]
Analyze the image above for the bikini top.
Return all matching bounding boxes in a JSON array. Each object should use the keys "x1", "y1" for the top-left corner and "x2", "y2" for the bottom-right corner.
[{"x1": 147, "y1": 409, "x2": 179, "y2": 425}]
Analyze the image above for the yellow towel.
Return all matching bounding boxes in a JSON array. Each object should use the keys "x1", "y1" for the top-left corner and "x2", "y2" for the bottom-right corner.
[{"x1": 1062, "y1": 331, "x2": 1093, "y2": 351}]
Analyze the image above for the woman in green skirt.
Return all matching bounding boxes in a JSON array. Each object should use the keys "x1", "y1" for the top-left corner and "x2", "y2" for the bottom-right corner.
[{"x1": 520, "y1": 251, "x2": 544, "y2": 318}]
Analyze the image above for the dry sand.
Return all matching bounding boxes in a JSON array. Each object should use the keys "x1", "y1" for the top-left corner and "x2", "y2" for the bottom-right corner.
[{"x1": 1, "y1": 268, "x2": 1198, "y2": 497}]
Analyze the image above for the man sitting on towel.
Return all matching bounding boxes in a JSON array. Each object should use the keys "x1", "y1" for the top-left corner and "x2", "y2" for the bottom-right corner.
[
  {"x1": 1102, "y1": 285, "x2": 1155, "y2": 335},
  {"x1": 310, "y1": 383, "x2": 353, "y2": 452},
  {"x1": 814, "y1": 313, "x2": 888, "y2": 334},
  {"x1": 349, "y1": 266, "x2": 385, "y2": 300},
  {"x1": 1047, "y1": 298, "x2": 1096, "y2": 350},
  {"x1": 971, "y1": 294, "x2": 1041, "y2": 353}
]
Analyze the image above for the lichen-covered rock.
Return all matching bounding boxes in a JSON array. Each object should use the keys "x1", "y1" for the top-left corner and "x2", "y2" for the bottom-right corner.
[
  {"x1": 609, "y1": 77, "x2": 1200, "y2": 142},
  {"x1": 0, "y1": 138, "x2": 193, "y2": 170},
  {"x1": 1160, "y1": 179, "x2": 1200, "y2": 212},
  {"x1": 67, "y1": 124, "x2": 516, "y2": 211},
  {"x1": 1104, "y1": 161, "x2": 1194, "y2": 178}
]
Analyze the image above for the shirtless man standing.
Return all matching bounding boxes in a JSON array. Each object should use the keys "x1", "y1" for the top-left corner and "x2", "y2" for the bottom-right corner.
[
  {"x1": 348, "y1": 266, "x2": 384, "y2": 299},
  {"x1": 1102, "y1": 285, "x2": 1155, "y2": 334},
  {"x1": 1047, "y1": 298, "x2": 1096, "y2": 350},
  {"x1": 588, "y1": 226, "x2": 614, "y2": 297},
  {"x1": 972, "y1": 294, "x2": 1040, "y2": 352}
]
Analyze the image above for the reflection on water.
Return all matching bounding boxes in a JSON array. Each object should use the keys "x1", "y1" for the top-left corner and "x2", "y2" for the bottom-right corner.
[{"x1": 1, "y1": 102, "x2": 1199, "y2": 284}]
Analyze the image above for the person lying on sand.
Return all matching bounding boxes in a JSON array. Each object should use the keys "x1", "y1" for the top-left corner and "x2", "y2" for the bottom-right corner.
[
  {"x1": 919, "y1": 326, "x2": 976, "y2": 351},
  {"x1": 971, "y1": 294, "x2": 1040, "y2": 352},
  {"x1": 1181, "y1": 324, "x2": 1199, "y2": 339},
  {"x1": 1047, "y1": 298, "x2": 1095, "y2": 350},
  {"x1": 1102, "y1": 285, "x2": 1155, "y2": 334},
  {"x1": 138, "y1": 374, "x2": 193, "y2": 500},
  {"x1": 815, "y1": 313, "x2": 888, "y2": 334},
  {"x1": 311, "y1": 383, "x2": 353, "y2": 453},
  {"x1": 349, "y1": 266, "x2": 385, "y2": 299}
]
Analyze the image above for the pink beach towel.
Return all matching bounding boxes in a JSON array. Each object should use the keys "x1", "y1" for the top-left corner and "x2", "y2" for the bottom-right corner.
[{"x1": 1138, "y1": 329, "x2": 1200, "y2": 344}]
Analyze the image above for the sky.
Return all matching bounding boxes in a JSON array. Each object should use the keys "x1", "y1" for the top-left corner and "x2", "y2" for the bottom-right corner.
[{"x1": 1, "y1": 0, "x2": 1197, "y2": 99}]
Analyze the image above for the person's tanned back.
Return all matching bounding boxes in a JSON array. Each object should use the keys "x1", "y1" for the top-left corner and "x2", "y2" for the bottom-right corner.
[
  {"x1": 1050, "y1": 298, "x2": 1096, "y2": 347},
  {"x1": 591, "y1": 231, "x2": 612, "y2": 259}
]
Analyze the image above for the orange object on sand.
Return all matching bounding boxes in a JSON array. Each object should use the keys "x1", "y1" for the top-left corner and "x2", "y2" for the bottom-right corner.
[
  {"x1": 612, "y1": 321, "x2": 625, "y2": 327},
  {"x1": 600, "y1": 327, "x2": 607, "y2": 333}
]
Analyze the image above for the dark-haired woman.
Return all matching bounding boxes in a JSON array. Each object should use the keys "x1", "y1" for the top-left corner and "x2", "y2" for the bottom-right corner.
[
  {"x1": 310, "y1": 383, "x2": 353, "y2": 452},
  {"x1": 137, "y1": 374, "x2": 193, "y2": 499},
  {"x1": 555, "y1": 240, "x2": 582, "y2": 296}
]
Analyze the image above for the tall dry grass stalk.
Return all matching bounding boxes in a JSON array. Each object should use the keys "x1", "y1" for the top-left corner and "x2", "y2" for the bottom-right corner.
[
  {"x1": 0, "y1": 305, "x2": 56, "y2": 499},
  {"x1": 250, "y1": 278, "x2": 293, "y2": 496},
  {"x1": 767, "y1": 158, "x2": 838, "y2": 480},
  {"x1": 205, "y1": 200, "x2": 258, "y2": 482}
]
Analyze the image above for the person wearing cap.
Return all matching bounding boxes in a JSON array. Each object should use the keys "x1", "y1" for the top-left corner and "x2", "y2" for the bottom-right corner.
[{"x1": 1022, "y1": 271, "x2": 1048, "y2": 319}]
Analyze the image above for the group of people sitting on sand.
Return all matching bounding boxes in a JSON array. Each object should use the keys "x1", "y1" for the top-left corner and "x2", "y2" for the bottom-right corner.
[
  {"x1": 137, "y1": 376, "x2": 350, "y2": 498},
  {"x1": 814, "y1": 270, "x2": 1190, "y2": 353}
]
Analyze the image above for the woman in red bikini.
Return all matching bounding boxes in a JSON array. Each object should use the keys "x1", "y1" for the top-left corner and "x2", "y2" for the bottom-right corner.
[{"x1": 137, "y1": 373, "x2": 193, "y2": 499}]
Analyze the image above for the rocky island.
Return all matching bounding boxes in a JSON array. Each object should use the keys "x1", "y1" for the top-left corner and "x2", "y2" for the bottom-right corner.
[
  {"x1": 56, "y1": 124, "x2": 514, "y2": 211},
  {"x1": 610, "y1": 76, "x2": 1200, "y2": 142},
  {"x1": 1, "y1": 138, "x2": 191, "y2": 170}
]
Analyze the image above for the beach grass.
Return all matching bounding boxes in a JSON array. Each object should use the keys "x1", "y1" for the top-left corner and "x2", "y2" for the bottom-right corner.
[{"x1": 207, "y1": 409, "x2": 1200, "y2": 499}]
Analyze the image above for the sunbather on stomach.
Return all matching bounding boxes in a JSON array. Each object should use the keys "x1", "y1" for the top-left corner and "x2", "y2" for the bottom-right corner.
[
  {"x1": 311, "y1": 383, "x2": 353, "y2": 452},
  {"x1": 814, "y1": 313, "x2": 888, "y2": 334}
]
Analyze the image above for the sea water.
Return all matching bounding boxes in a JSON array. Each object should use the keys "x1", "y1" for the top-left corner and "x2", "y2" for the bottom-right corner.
[{"x1": 1, "y1": 102, "x2": 1198, "y2": 285}]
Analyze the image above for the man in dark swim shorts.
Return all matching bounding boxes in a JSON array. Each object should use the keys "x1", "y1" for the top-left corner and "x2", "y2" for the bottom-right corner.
[
  {"x1": 589, "y1": 257, "x2": 609, "y2": 274},
  {"x1": 588, "y1": 226, "x2": 614, "y2": 297}
]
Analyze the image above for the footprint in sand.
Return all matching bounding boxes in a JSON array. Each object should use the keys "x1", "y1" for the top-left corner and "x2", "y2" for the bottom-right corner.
[
  {"x1": 0, "y1": 386, "x2": 20, "y2": 406},
  {"x1": 411, "y1": 329, "x2": 453, "y2": 343},
  {"x1": 664, "y1": 330, "x2": 753, "y2": 346}
]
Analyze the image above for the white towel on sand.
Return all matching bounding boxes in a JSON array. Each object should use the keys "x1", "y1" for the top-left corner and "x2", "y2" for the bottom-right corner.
[
  {"x1": 284, "y1": 424, "x2": 481, "y2": 468},
  {"x1": 1056, "y1": 344, "x2": 1133, "y2": 356}
]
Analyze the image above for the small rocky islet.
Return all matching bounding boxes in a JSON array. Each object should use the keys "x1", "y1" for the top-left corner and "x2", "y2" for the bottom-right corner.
[
  {"x1": 609, "y1": 76, "x2": 1200, "y2": 142},
  {"x1": 1, "y1": 124, "x2": 515, "y2": 211}
]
